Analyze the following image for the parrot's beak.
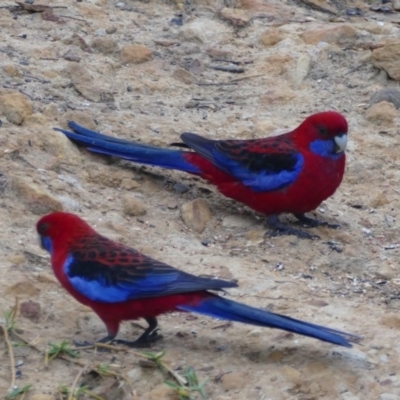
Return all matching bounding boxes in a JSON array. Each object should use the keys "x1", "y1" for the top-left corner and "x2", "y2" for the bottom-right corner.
[{"x1": 334, "y1": 134, "x2": 347, "y2": 153}]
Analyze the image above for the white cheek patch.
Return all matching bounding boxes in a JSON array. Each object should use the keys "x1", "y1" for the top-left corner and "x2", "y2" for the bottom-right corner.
[{"x1": 334, "y1": 134, "x2": 347, "y2": 153}]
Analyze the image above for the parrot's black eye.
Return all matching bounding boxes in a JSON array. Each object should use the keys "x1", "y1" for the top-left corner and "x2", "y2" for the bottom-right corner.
[
  {"x1": 38, "y1": 222, "x2": 50, "y2": 235},
  {"x1": 318, "y1": 126, "x2": 328, "y2": 136}
]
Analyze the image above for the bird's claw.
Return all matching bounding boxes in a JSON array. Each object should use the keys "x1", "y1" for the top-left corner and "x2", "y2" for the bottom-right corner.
[
  {"x1": 294, "y1": 214, "x2": 340, "y2": 229},
  {"x1": 267, "y1": 227, "x2": 320, "y2": 240},
  {"x1": 113, "y1": 329, "x2": 163, "y2": 348}
]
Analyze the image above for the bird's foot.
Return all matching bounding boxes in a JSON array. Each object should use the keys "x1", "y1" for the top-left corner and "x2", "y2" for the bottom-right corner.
[
  {"x1": 113, "y1": 329, "x2": 163, "y2": 348},
  {"x1": 294, "y1": 213, "x2": 340, "y2": 229},
  {"x1": 266, "y1": 215, "x2": 319, "y2": 240}
]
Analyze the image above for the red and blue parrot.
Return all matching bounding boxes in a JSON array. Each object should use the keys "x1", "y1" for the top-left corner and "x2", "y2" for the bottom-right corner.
[
  {"x1": 55, "y1": 111, "x2": 348, "y2": 238},
  {"x1": 37, "y1": 212, "x2": 359, "y2": 348}
]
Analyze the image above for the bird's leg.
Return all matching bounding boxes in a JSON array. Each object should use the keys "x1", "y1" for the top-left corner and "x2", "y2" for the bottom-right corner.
[
  {"x1": 294, "y1": 213, "x2": 340, "y2": 229},
  {"x1": 266, "y1": 215, "x2": 319, "y2": 240},
  {"x1": 113, "y1": 317, "x2": 162, "y2": 348}
]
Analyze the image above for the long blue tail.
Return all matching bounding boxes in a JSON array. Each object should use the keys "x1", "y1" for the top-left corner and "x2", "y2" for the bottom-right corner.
[
  {"x1": 54, "y1": 121, "x2": 200, "y2": 173},
  {"x1": 178, "y1": 295, "x2": 360, "y2": 347}
]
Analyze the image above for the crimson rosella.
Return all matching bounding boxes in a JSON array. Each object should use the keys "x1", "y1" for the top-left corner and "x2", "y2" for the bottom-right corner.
[
  {"x1": 55, "y1": 112, "x2": 348, "y2": 238},
  {"x1": 37, "y1": 212, "x2": 359, "y2": 348}
]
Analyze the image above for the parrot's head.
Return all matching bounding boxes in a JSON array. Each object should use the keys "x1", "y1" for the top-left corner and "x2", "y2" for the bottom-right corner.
[
  {"x1": 37, "y1": 212, "x2": 94, "y2": 254},
  {"x1": 296, "y1": 111, "x2": 348, "y2": 158}
]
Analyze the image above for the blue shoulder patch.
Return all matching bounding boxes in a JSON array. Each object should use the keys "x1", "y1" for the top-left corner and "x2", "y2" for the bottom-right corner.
[{"x1": 215, "y1": 152, "x2": 304, "y2": 192}]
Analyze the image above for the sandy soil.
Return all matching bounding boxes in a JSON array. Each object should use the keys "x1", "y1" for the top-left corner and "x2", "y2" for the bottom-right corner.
[{"x1": 1, "y1": 0, "x2": 400, "y2": 399}]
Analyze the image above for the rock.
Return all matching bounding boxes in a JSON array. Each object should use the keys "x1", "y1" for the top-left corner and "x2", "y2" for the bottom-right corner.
[
  {"x1": 288, "y1": 53, "x2": 311, "y2": 86},
  {"x1": 20, "y1": 300, "x2": 41, "y2": 322},
  {"x1": 181, "y1": 198, "x2": 212, "y2": 233},
  {"x1": 222, "y1": 215, "x2": 254, "y2": 229},
  {"x1": 375, "y1": 265, "x2": 395, "y2": 280},
  {"x1": 369, "y1": 191, "x2": 389, "y2": 208},
  {"x1": 120, "y1": 44, "x2": 152, "y2": 64},
  {"x1": 91, "y1": 37, "x2": 119, "y2": 54},
  {"x1": 260, "y1": 87, "x2": 296, "y2": 105},
  {"x1": 146, "y1": 384, "x2": 176, "y2": 400},
  {"x1": 32, "y1": 126, "x2": 82, "y2": 164},
  {"x1": 218, "y1": 7, "x2": 252, "y2": 27},
  {"x1": 372, "y1": 41, "x2": 400, "y2": 81},
  {"x1": 179, "y1": 18, "x2": 231, "y2": 43},
  {"x1": 380, "y1": 394, "x2": 400, "y2": 400},
  {"x1": 62, "y1": 48, "x2": 82, "y2": 62},
  {"x1": 221, "y1": 371, "x2": 249, "y2": 391},
  {"x1": 3, "y1": 64, "x2": 21, "y2": 77},
  {"x1": 9, "y1": 176, "x2": 63, "y2": 215},
  {"x1": 122, "y1": 195, "x2": 147, "y2": 216},
  {"x1": 0, "y1": 91, "x2": 33, "y2": 125},
  {"x1": 301, "y1": 0, "x2": 338, "y2": 14},
  {"x1": 172, "y1": 183, "x2": 190, "y2": 194},
  {"x1": 5, "y1": 280, "x2": 40, "y2": 297},
  {"x1": 91, "y1": 377, "x2": 128, "y2": 400},
  {"x1": 280, "y1": 365, "x2": 302, "y2": 384},
  {"x1": 370, "y1": 88, "x2": 400, "y2": 109},
  {"x1": 66, "y1": 64, "x2": 114, "y2": 103},
  {"x1": 30, "y1": 395, "x2": 56, "y2": 400},
  {"x1": 308, "y1": 299, "x2": 329, "y2": 307},
  {"x1": 259, "y1": 28, "x2": 284, "y2": 47},
  {"x1": 172, "y1": 68, "x2": 197, "y2": 84},
  {"x1": 126, "y1": 367, "x2": 142, "y2": 383},
  {"x1": 381, "y1": 314, "x2": 400, "y2": 329},
  {"x1": 301, "y1": 25, "x2": 357, "y2": 46},
  {"x1": 365, "y1": 101, "x2": 397, "y2": 125}
]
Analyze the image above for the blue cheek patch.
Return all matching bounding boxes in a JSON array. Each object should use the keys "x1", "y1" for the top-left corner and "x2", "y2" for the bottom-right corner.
[
  {"x1": 213, "y1": 151, "x2": 304, "y2": 192},
  {"x1": 310, "y1": 139, "x2": 341, "y2": 160},
  {"x1": 41, "y1": 236, "x2": 53, "y2": 254}
]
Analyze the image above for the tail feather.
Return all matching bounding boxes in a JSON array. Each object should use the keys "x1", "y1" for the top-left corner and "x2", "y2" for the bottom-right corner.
[
  {"x1": 54, "y1": 121, "x2": 200, "y2": 173},
  {"x1": 178, "y1": 296, "x2": 360, "y2": 347}
]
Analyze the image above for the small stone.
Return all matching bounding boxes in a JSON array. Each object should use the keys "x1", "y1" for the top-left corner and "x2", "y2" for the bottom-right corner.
[
  {"x1": 146, "y1": 384, "x2": 176, "y2": 400},
  {"x1": 308, "y1": 299, "x2": 329, "y2": 307},
  {"x1": 288, "y1": 53, "x2": 311, "y2": 87},
  {"x1": 5, "y1": 280, "x2": 40, "y2": 297},
  {"x1": 20, "y1": 300, "x2": 41, "y2": 322},
  {"x1": 126, "y1": 367, "x2": 142, "y2": 383},
  {"x1": 365, "y1": 101, "x2": 397, "y2": 125},
  {"x1": 301, "y1": 25, "x2": 357, "y2": 46},
  {"x1": 301, "y1": 0, "x2": 338, "y2": 14},
  {"x1": 120, "y1": 44, "x2": 152, "y2": 64},
  {"x1": 106, "y1": 26, "x2": 117, "y2": 34},
  {"x1": 372, "y1": 41, "x2": 400, "y2": 81},
  {"x1": 63, "y1": 49, "x2": 81, "y2": 62},
  {"x1": 380, "y1": 394, "x2": 400, "y2": 400},
  {"x1": 172, "y1": 68, "x2": 197, "y2": 84},
  {"x1": 173, "y1": 183, "x2": 190, "y2": 194},
  {"x1": 381, "y1": 314, "x2": 400, "y2": 329},
  {"x1": 8, "y1": 176, "x2": 63, "y2": 215},
  {"x1": 221, "y1": 371, "x2": 248, "y2": 391},
  {"x1": 66, "y1": 64, "x2": 114, "y2": 103},
  {"x1": 370, "y1": 88, "x2": 400, "y2": 109},
  {"x1": 3, "y1": 64, "x2": 21, "y2": 77},
  {"x1": 375, "y1": 265, "x2": 395, "y2": 280},
  {"x1": 122, "y1": 195, "x2": 147, "y2": 216},
  {"x1": 222, "y1": 215, "x2": 254, "y2": 229},
  {"x1": 30, "y1": 395, "x2": 56, "y2": 400},
  {"x1": 179, "y1": 18, "x2": 231, "y2": 43},
  {"x1": 218, "y1": 7, "x2": 252, "y2": 27},
  {"x1": 91, "y1": 37, "x2": 119, "y2": 54},
  {"x1": 181, "y1": 198, "x2": 212, "y2": 233},
  {"x1": 259, "y1": 28, "x2": 284, "y2": 47},
  {"x1": 0, "y1": 91, "x2": 33, "y2": 125}
]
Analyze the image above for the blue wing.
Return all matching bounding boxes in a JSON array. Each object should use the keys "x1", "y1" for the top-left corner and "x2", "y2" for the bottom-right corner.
[
  {"x1": 181, "y1": 133, "x2": 304, "y2": 192},
  {"x1": 63, "y1": 243, "x2": 237, "y2": 304}
]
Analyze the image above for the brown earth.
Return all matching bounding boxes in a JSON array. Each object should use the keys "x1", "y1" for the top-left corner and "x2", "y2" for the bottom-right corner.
[{"x1": 1, "y1": 0, "x2": 400, "y2": 399}]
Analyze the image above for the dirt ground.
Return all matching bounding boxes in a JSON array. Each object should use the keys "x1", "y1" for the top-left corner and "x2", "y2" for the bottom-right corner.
[{"x1": 1, "y1": 0, "x2": 400, "y2": 399}]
